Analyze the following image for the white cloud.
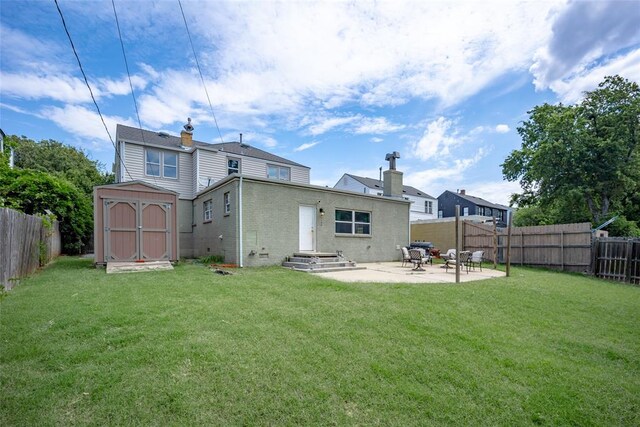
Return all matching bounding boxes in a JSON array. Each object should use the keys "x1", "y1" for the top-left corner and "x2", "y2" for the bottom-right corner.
[
  {"x1": 550, "y1": 49, "x2": 640, "y2": 104},
  {"x1": 463, "y1": 180, "x2": 523, "y2": 207},
  {"x1": 353, "y1": 117, "x2": 405, "y2": 134},
  {"x1": 404, "y1": 148, "x2": 489, "y2": 197},
  {"x1": 370, "y1": 137, "x2": 384, "y2": 143},
  {"x1": 294, "y1": 141, "x2": 320, "y2": 152},
  {"x1": 120, "y1": 0, "x2": 561, "y2": 123},
  {"x1": 0, "y1": 73, "x2": 94, "y2": 104},
  {"x1": 307, "y1": 116, "x2": 358, "y2": 136},
  {"x1": 40, "y1": 104, "x2": 135, "y2": 144},
  {"x1": 411, "y1": 117, "x2": 464, "y2": 161},
  {"x1": 531, "y1": 0, "x2": 640, "y2": 101},
  {"x1": 495, "y1": 124, "x2": 510, "y2": 133}
]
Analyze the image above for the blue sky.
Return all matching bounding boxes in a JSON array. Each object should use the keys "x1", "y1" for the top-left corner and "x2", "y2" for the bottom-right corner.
[{"x1": 1, "y1": 0, "x2": 639, "y2": 205}]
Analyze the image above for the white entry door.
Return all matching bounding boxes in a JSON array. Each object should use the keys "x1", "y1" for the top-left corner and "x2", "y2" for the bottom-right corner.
[{"x1": 299, "y1": 205, "x2": 316, "y2": 252}]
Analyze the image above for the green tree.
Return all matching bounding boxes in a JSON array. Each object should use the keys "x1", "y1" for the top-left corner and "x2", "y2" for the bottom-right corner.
[
  {"x1": 7, "y1": 135, "x2": 113, "y2": 196},
  {"x1": 503, "y1": 75, "x2": 640, "y2": 235},
  {"x1": 0, "y1": 168, "x2": 92, "y2": 254}
]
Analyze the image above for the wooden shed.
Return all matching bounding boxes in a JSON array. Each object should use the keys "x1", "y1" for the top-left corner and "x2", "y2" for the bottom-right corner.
[{"x1": 93, "y1": 181, "x2": 178, "y2": 265}]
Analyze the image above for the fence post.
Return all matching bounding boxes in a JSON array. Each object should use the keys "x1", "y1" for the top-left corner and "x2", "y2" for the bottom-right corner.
[
  {"x1": 506, "y1": 213, "x2": 512, "y2": 277},
  {"x1": 492, "y1": 216, "x2": 497, "y2": 269},
  {"x1": 560, "y1": 230, "x2": 564, "y2": 271},
  {"x1": 625, "y1": 239, "x2": 633, "y2": 284},
  {"x1": 455, "y1": 205, "x2": 460, "y2": 284},
  {"x1": 590, "y1": 236, "x2": 597, "y2": 276}
]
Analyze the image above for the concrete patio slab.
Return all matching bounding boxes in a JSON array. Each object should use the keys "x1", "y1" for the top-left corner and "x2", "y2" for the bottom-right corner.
[{"x1": 312, "y1": 261, "x2": 505, "y2": 283}]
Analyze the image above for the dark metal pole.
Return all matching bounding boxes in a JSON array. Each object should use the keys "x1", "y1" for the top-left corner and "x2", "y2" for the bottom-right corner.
[
  {"x1": 455, "y1": 205, "x2": 460, "y2": 283},
  {"x1": 506, "y1": 212, "x2": 513, "y2": 277}
]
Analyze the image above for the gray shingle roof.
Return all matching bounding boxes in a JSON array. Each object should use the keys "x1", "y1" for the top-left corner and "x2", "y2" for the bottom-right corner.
[
  {"x1": 345, "y1": 174, "x2": 435, "y2": 199},
  {"x1": 116, "y1": 124, "x2": 308, "y2": 168},
  {"x1": 444, "y1": 190, "x2": 509, "y2": 210}
]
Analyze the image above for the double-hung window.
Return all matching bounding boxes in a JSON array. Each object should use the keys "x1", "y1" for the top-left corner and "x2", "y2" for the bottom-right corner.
[
  {"x1": 146, "y1": 149, "x2": 177, "y2": 179},
  {"x1": 267, "y1": 164, "x2": 290, "y2": 181},
  {"x1": 224, "y1": 192, "x2": 231, "y2": 214},
  {"x1": 335, "y1": 209, "x2": 371, "y2": 235},
  {"x1": 425, "y1": 200, "x2": 433, "y2": 214},
  {"x1": 203, "y1": 199, "x2": 213, "y2": 222},
  {"x1": 228, "y1": 158, "x2": 240, "y2": 175}
]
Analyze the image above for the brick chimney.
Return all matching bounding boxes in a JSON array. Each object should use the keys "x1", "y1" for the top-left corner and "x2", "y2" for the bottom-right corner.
[
  {"x1": 383, "y1": 151, "x2": 403, "y2": 198},
  {"x1": 459, "y1": 189, "x2": 466, "y2": 195},
  {"x1": 180, "y1": 118, "x2": 194, "y2": 147}
]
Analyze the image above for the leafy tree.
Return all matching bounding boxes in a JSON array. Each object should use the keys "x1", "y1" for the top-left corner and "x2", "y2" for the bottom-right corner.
[
  {"x1": 503, "y1": 75, "x2": 640, "y2": 235},
  {"x1": 7, "y1": 135, "x2": 113, "y2": 196},
  {"x1": 0, "y1": 168, "x2": 92, "y2": 254}
]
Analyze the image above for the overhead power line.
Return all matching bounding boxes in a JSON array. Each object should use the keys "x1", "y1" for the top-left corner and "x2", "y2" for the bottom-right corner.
[
  {"x1": 178, "y1": 0, "x2": 225, "y2": 144},
  {"x1": 111, "y1": 0, "x2": 158, "y2": 185},
  {"x1": 54, "y1": 0, "x2": 133, "y2": 181}
]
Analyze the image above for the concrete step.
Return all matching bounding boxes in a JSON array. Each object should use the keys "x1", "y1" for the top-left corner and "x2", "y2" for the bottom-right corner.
[
  {"x1": 106, "y1": 260, "x2": 174, "y2": 274},
  {"x1": 283, "y1": 261, "x2": 357, "y2": 270},
  {"x1": 288, "y1": 256, "x2": 342, "y2": 264}
]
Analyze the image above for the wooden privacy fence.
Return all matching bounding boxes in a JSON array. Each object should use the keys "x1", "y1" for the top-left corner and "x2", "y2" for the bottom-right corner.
[
  {"x1": 464, "y1": 222, "x2": 593, "y2": 273},
  {"x1": 592, "y1": 238, "x2": 640, "y2": 285},
  {"x1": 0, "y1": 208, "x2": 61, "y2": 290}
]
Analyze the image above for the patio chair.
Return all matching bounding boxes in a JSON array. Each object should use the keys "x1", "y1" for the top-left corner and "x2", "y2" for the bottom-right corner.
[
  {"x1": 444, "y1": 249, "x2": 456, "y2": 260},
  {"x1": 445, "y1": 251, "x2": 472, "y2": 273},
  {"x1": 401, "y1": 247, "x2": 411, "y2": 267},
  {"x1": 409, "y1": 249, "x2": 430, "y2": 271},
  {"x1": 468, "y1": 251, "x2": 484, "y2": 271}
]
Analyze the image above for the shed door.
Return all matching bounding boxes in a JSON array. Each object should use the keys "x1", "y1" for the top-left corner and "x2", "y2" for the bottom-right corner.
[
  {"x1": 299, "y1": 205, "x2": 316, "y2": 252},
  {"x1": 140, "y1": 202, "x2": 171, "y2": 260},
  {"x1": 104, "y1": 200, "x2": 172, "y2": 262},
  {"x1": 105, "y1": 200, "x2": 139, "y2": 261}
]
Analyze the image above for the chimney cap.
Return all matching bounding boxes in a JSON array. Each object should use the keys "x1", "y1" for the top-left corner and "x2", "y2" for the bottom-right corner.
[{"x1": 183, "y1": 117, "x2": 194, "y2": 134}]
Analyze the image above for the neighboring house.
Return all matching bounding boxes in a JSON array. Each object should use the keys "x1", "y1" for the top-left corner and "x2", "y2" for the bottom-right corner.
[
  {"x1": 333, "y1": 173, "x2": 438, "y2": 221},
  {"x1": 437, "y1": 189, "x2": 511, "y2": 227},
  {"x1": 96, "y1": 121, "x2": 411, "y2": 265}
]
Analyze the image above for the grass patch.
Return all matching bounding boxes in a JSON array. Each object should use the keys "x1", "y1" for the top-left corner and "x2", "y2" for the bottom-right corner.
[{"x1": 1, "y1": 257, "x2": 639, "y2": 425}]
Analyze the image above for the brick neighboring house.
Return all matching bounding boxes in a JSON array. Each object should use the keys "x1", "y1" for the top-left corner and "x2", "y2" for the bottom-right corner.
[
  {"x1": 96, "y1": 121, "x2": 410, "y2": 265},
  {"x1": 437, "y1": 189, "x2": 511, "y2": 227},
  {"x1": 333, "y1": 173, "x2": 437, "y2": 222}
]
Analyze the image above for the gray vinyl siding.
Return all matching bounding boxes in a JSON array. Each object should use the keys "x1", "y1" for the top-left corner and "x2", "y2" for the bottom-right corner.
[
  {"x1": 198, "y1": 150, "x2": 227, "y2": 189},
  {"x1": 291, "y1": 166, "x2": 310, "y2": 184},
  {"x1": 334, "y1": 174, "x2": 374, "y2": 194},
  {"x1": 122, "y1": 143, "x2": 194, "y2": 199}
]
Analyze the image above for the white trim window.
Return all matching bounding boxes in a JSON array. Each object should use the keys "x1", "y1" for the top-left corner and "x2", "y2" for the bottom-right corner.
[
  {"x1": 267, "y1": 164, "x2": 290, "y2": 181},
  {"x1": 203, "y1": 199, "x2": 213, "y2": 222},
  {"x1": 146, "y1": 149, "x2": 177, "y2": 179},
  {"x1": 335, "y1": 209, "x2": 371, "y2": 235},
  {"x1": 227, "y1": 158, "x2": 240, "y2": 175},
  {"x1": 425, "y1": 200, "x2": 433, "y2": 214},
  {"x1": 463, "y1": 207, "x2": 469, "y2": 216},
  {"x1": 224, "y1": 192, "x2": 231, "y2": 214}
]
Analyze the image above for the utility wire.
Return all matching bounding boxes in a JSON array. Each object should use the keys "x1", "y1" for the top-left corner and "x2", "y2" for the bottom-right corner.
[
  {"x1": 54, "y1": 0, "x2": 133, "y2": 181},
  {"x1": 111, "y1": 0, "x2": 159, "y2": 185},
  {"x1": 178, "y1": 0, "x2": 225, "y2": 144}
]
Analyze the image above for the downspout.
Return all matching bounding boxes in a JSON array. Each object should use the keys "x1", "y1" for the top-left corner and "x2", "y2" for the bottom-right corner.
[{"x1": 238, "y1": 176, "x2": 243, "y2": 267}]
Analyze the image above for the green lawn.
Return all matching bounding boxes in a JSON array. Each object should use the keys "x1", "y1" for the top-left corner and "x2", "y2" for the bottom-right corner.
[{"x1": 1, "y1": 257, "x2": 639, "y2": 426}]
